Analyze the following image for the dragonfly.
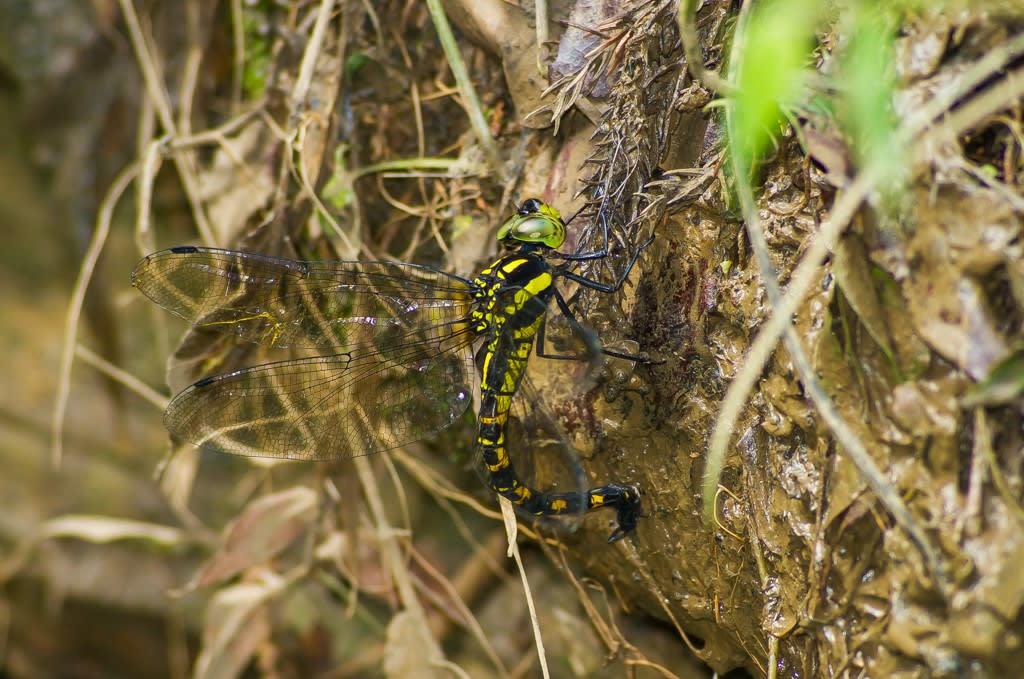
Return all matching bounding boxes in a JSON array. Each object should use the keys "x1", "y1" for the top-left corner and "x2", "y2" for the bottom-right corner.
[{"x1": 132, "y1": 199, "x2": 650, "y2": 542}]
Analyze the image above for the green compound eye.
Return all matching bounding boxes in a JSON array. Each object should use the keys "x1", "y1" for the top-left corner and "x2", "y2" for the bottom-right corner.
[{"x1": 496, "y1": 199, "x2": 566, "y2": 248}]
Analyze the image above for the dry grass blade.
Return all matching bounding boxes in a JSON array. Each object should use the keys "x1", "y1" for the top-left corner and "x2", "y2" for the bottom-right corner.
[
  {"x1": 425, "y1": 0, "x2": 502, "y2": 177},
  {"x1": 52, "y1": 164, "x2": 139, "y2": 466},
  {"x1": 74, "y1": 344, "x2": 170, "y2": 411},
  {"x1": 500, "y1": 498, "x2": 551, "y2": 679}
]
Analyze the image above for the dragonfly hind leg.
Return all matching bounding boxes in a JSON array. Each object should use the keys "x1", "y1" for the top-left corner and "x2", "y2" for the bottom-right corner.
[{"x1": 535, "y1": 288, "x2": 658, "y2": 364}]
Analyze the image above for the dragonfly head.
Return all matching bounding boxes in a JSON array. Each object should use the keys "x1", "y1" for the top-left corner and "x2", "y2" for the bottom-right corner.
[{"x1": 497, "y1": 198, "x2": 566, "y2": 249}]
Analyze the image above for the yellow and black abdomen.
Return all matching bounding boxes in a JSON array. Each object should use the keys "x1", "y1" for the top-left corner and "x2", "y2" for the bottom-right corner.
[
  {"x1": 470, "y1": 251, "x2": 641, "y2": 539},
  {"x1": 472, "y1": 252, "x2": 571, "y2": 516}
]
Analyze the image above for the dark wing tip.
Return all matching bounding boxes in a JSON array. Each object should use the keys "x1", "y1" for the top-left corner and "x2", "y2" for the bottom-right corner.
[{"x1": 193, "y1": 375, "x2": 218, "y2": 388}]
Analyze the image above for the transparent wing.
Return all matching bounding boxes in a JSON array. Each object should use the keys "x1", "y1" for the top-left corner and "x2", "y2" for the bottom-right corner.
[
  {"x1": 164, "y1": 328, "x2": 476, "y2": 460},
  {"x1": 133, "y1": 246, "x2": 480, "y2": 459},
  {"x1": 131, "y1": 247, "x2": 475, "y2": 350}
]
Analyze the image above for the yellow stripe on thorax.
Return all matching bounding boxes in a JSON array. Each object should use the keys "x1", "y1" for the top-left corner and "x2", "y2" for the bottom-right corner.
[
  {"x1": 499, "y1": 258, "x2": 529, "y2": 274},
  {"x1": 523, "y1": 271, "x2": 552, "y2": 296}
]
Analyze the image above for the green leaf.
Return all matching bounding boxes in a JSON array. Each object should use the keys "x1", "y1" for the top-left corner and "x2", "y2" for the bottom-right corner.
[
  {"x1": 962, "y1": 348, "x2": 1024, "y2": 408},
  {"x1": 731, "y1": 0, "x2": 822, "y2": 171},
  {"x1": 840, "y1": 4, "x2": 902, "y2": 187}
]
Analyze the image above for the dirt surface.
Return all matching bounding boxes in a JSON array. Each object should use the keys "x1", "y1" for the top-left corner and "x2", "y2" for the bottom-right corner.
[{"x1": 3, "y1": 1, "x2": 1024, "y2": 678}]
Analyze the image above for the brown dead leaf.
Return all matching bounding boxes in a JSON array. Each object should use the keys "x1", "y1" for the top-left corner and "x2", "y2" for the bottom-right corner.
[
  {"x1": 200, "y1": 122, "x2": 277, "y2": 247},
  {"x1": 188, "y1": 486, "x2": 318, "y2": 589},
  {"x1": 383, "y1": 609, "x2": 446, "y2": 679},
  {"x1": 193, "y1": 580, "x2": 279, "y2": 679},
  {"x1": 833, "y1": 232, "x2": 897, "y2": 364}
]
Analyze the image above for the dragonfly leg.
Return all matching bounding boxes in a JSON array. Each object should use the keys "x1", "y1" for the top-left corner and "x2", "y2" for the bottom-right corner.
[
  {"x1": 536, "y1": 289, "x2": 655, "y2": 364},
  {"x1": 560, "y1": 234, "x2": 655, "y2": 294}
]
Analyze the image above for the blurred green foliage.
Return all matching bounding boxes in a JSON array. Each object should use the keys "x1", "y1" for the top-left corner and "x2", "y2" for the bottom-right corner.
[{"x1": 729, "y1": 0, "x2": 822, "y2": 174}]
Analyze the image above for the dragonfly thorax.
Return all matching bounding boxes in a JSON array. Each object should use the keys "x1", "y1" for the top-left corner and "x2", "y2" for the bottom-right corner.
[{"x1": 469, "y1": 250, "x2": 555, "y2": 336}]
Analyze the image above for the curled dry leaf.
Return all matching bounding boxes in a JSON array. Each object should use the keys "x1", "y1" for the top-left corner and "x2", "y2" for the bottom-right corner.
[
  {"x1": 40, "y1": 515, "x2": 185, "y2": 547},
  {"x1": 383, "y1": 610, "x2": 446, "y2": 679},
  {"x1": 194, "y1": 580, "x2": 279, "y2": 679},
  {"x1": 189, "y1": 486, "x2": 318, "y2": 589}
]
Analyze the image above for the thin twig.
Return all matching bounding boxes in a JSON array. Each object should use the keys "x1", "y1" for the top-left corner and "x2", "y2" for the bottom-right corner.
[
  {"x1": 291, "y1": 0, "x2": 336, "y2": 114},
  {"x1": 425, "y1": 0, "x2": 503, "y2": 177},
  {"x1": 133, "y1": 99, "x2": 159, "y2": 256},
  {"x1": 118, "y1": 0, "x2": 216, "y2": 245},
  {"x1": 74, "y1": 344, "x2": 170, "y2": 411},
  {"x1": 355, "y1": 456, "x2": 418, "y2": 608},
  {"x1": 177, "y1": 0, "x2": 202, "y2": 139},
  {"x1": 51, "y1": 164, "x2": 139, "y2": 465},
  {"x1": 500, "y1": 499, "x2": 551, "y2": 679},
  {"x1": 230, "y1": 0, "x2": 244, "y2": 111},
  {"x1": 675, "y1": 0, "x2": 730, "y2": 94},
  {"x1": 292, "y1": 123, "x2": 360, "y2": 256}
]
